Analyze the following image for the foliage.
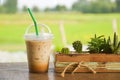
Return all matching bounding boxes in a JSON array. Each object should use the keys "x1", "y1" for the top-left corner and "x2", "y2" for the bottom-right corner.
[
  {"x1": 44, "y1": 7, "x2": 51, "y2": 12},
  {"x1": 115, "y1": 0, "x2": 120, "y2": 12},
  {"x1": 0, "y1": 5, "x2": 5, "y2": 13},
  {"x1": 60, "y1": 33, "x2": 119, "y2": 54},
  {"x1": 87, "y1": 33, "x2": 120, "y2": 54},
  {"x1": 54, "y1": 5, "x2": 67, "y2": 11},
  {"x1": 72, "y1": 0, "x2": 116, "y2": 13},
  {"x1": 0, "y1": 0, "x2": 119, "y2": 13},
  {"x1": 102, "y1": 37, "x2": 113, "y2": 53},
  {"x1": 32, "y1": 6, "x2": 39, "y2": 12},
  {"x1": 112, "y1": 32, "x2": 120, "y2": 54},
  {"x1": 72, "y1": 0, "x2": 90, "y2": 13},
  {"x1": 102, "y1": 33, "x2": 120, "y2": 54},
  {"x1": 22, "y1": 6, "x2": 28, "y2": 12},
  {"x1": 90, "y1": 0, "x2": 116, "y2": 13},
  {"x1": 60, "y1": 47, "x2": 70, "y2": 54},
  {"x1": 72, "y1": 40, "x2": 82, "y2": 53},
  {"x1": 87, "y1": 34, "x2": 104, "y2": 53},
  {"x1": 3, "y1": 0, "x2": 17, "y2": 13}
]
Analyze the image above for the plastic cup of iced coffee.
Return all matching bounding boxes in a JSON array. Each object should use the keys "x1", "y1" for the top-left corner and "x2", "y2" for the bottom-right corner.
[{"x1": 24, "y1": 24, "x2": 53, "y2": 73}]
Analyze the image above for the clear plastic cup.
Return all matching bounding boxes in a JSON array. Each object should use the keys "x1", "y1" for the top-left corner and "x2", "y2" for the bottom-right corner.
[{"x1": 24, "y1": 24, "x2": 53, "y2": 73}]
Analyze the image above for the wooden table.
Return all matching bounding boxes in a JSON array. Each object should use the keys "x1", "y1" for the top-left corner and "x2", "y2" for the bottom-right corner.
[{"x1": 0, "y1": 62, "x2": 120, "y2": 80}]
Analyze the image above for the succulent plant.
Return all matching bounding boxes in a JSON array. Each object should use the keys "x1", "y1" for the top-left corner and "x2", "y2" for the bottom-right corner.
[
  {"x1": 102, "y1": 37, "x2": 113, "y2": 53},
  {"x1": 103, "y1": 33, "x2": 120, "y2": 54},
  {"x1": 88, "y1": 33, "x2": 120, "y2": 54},
  {"x1": 60, "y1": 47, "x2": 70, "y2": 54},
  {"x1": 87, "y1": 34, "x2": 104, "y2": 53},
  {"x1": 102, "y1": 33, "x2": 120, "y2": 54},
  {"x1": 72, "y1": 40, "x2": 82, "y2": 53},
  {"x1": 111, "y1": 32, "x2": 120, "y2": 54}
]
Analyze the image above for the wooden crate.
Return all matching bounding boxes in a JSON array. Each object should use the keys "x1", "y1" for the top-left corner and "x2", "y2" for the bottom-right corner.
[{"x1": 55, "y1": 53, "x2": 120, "y2": 73}]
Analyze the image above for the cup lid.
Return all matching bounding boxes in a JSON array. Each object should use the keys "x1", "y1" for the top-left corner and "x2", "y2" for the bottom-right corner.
[
  {"x1": 24, "y1": 33, "x2": 53, "y2": 40},
  {"x1": 24, "y1": 24, "x2": 53, "y2": 40}
]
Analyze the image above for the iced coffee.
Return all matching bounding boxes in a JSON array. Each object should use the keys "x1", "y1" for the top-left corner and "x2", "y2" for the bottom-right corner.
[
  {"x1": 24, "y1": 24, "x2": 53, "y2": 73},
  {"x1": 26, "y1": 39, "x2": 52, "y2": 72}
]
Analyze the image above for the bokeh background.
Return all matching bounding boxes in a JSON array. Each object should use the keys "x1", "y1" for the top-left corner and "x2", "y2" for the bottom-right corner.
[{"x1": 0, "y1": 0, "x2": 120, "y2": 62}]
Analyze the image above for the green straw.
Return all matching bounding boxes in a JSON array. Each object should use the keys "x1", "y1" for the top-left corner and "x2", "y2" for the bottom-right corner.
[{"x1": 27, "y1": 8, "x2": 39, "y2": 36}]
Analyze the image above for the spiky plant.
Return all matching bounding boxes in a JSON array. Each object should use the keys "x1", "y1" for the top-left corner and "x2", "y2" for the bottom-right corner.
[
  {"x1": 102, "y1": 37, "x2": 112, "y2": 53},
  {"x1": 60, "y1": 47, "x2": 70, "y2": 54},
  {"x1": 111, "y1": 32, "x2": 120, "y2": 54},
  {"x1": 72, "y1": 40, "x2": 82, "y2": 53},
  {"x1": 87, "y1": 34, "x2": 104, "y2": 53},
  {"x1": 101, "y1": 32, "x2": 120, "y2": 54}
]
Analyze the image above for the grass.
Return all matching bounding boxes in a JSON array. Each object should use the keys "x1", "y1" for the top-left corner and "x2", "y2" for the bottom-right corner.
[{"x1": 0, "y1": 12, "x2": 120, "y2": 51}]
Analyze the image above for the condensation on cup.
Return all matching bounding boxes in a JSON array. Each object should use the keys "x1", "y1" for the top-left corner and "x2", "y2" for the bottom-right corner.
[{"x1": 24, "y1": 24, "x2": 53, "y2": 73}]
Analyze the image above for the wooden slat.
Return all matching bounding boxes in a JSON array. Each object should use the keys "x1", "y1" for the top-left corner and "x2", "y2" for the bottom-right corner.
[
  {"x1": 55, "y1": 67, "x2": 120, "y2": 73},
  {"x1": 55, "y1": 54, "x2": 90, "y2": 62},
  {"x1": 55, "y1": 54, "x2": 120, "y2": 62}
]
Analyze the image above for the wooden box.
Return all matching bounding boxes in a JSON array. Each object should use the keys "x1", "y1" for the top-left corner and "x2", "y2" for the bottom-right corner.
[{"x1": 55, "y1": 53, "x2": 120, "y2": 73}]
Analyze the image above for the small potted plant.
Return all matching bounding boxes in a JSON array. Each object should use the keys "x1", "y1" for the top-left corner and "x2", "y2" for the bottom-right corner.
[{"x1": 55, "y1": 32, "x2": 120, "y2": 75}]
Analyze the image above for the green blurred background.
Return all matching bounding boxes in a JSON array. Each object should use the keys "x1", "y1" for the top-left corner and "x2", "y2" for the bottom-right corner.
[{"x1": 0, "y1": 0, "x2": 120, "y2": 51}]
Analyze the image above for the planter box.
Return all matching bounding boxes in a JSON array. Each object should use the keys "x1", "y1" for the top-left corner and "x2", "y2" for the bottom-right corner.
[{"x1": 55, "y1": 52, "x2": 120, "y2": 73}]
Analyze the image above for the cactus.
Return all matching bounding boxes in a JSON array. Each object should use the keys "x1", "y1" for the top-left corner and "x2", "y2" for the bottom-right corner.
[
  {"x1": 72, "y1": 40, "x2": 82, "y2": 53},
  {"x1": 60, "y1": 47, "x2": 70, "y2": 54}
]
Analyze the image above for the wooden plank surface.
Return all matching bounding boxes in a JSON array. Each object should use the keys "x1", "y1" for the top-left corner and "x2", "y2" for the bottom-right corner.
[
  {"x1": 55, "y1": 54, "x2": 120, "y2": 62},
  {"x1": 0, "y1": 62, "x2": 120, "y2": 80},
  {"x1": 55, "y1": 67, "x2": 120, "y2": 73},
  {"x1": 55, "y1": 62, "x2": 120, "y2": 72}
]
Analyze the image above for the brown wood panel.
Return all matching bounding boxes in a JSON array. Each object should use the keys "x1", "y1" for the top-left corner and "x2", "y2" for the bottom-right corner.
[
  {"x1": 55, "y1": 54, "x2": 90, "y2": 62},
  {"x1": 55, "y1": 67, "x2": 120, "y2": 73},
  {"x1": 55, "y1": 54, "x2": 120, "y2": 62}
]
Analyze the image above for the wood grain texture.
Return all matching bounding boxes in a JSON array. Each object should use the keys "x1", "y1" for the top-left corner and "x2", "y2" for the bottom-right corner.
[
  {"x1": 55, "y1": 62, "x2": 120, "y2": 72},
  {"x1": 0, "y1": 62, "x2": 120, "y2": 80},
  {"x1": 55, "y1": 67, "x2": 120, "y2": 73},
  {"x1": 55, "y1": 54, "x2": 120, "y2": 62},
  {"x1": 55, "y1": 54, "x2": 120, "y2": 73}
]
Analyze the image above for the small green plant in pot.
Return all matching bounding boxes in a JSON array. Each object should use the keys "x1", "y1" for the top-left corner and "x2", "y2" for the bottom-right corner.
[
  {"x1": 87, "y1": 34, "x2": 104, "y2": 53},
  {"x1": 102, "y1": 37, "x2": 113, "y2": 53},
  {"x1": 60, "y1": 47, "x2": 70, "y2": 54},
  {"x1": 111, "y1": 32, "x2": 120, "y2": 54},
  {"x1": 102, "y1": 32, "x2": 120, "y2": 54},
  {"x1": 72, "y1": 40, "x2": 82, "y2": 53},
  {"x1": 87, "y1": 33, "x2": 120, "y2": 54}
]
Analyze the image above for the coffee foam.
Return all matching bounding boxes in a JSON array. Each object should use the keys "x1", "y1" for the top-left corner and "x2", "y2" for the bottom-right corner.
[{"x1": 24, "y1": 33, "x2": 53, "y2": 41}]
